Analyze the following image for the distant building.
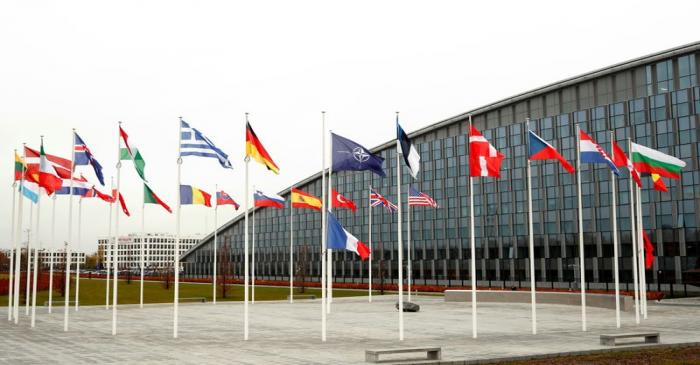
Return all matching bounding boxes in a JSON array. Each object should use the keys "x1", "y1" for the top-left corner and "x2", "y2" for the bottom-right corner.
[
  {"x1": 1, "y1": 247, "x2": 86, "y2": 268},
  {"x1": 97, "y1": 233, "x2": 200, "y2": 271}
]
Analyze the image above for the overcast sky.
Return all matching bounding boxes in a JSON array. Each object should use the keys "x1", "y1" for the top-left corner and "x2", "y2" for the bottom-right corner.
[{"x1": 1, "y1": 0, "x2": 699, "y2": 253}]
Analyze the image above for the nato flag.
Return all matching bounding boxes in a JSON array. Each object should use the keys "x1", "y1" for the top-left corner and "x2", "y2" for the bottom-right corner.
[{"x1": 331, "y1": 133, "x2": 386, "y2": 177}]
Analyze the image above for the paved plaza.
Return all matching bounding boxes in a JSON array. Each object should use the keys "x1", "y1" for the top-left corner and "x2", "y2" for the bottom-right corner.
[{"x1": 2, "y1": 294, "x2": 700, "y2": 364}]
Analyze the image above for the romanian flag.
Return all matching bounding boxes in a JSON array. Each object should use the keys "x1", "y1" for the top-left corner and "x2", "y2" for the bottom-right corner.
[
  {"x1": 291, "y1": 188, "x2": 322, "y2": 211},
  {"x1": 14, "y1": 152, "x2": 25, "y2": 181},
  {"x1": 180, "y1": 185, "x2": 212, "y2": 207},
  {"x1": 245, "y1": 122, "x2": 279, "y2": 174}
]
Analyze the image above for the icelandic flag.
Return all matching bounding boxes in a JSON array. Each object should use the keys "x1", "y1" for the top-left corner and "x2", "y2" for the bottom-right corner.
[
  {"x1": 254, "y1": 190, "x2": 285, "y2": 209},
  {"x1": 331, "y1": 133, "x2": 386, "y2": 177},
  {"x1": 74, "y1": 132, "x2": 105, "y2": 185},
  {"x1": 579, "y1": 130, "x2": 619, "y2": 175},
  {"x1": 20, "y1": 180, "x2": 39, "y2": 203},
  {"x1": 327, "y1": 211, "x2": 370, "y2": 260},
  {"x1": 397, "y1": 121, "x2": 420, "y2": 179},
  {"x1": 180, "y1": 120, "x2": 232, "y2": 169},
  {"x1": 528, "y1": 130, "x2": 575, "y2": 173}
]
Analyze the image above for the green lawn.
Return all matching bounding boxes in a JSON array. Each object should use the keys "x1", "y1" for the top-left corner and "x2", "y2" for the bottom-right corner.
[{"x1": 1, "y1": 277, "x2": 376, "y2": 306}]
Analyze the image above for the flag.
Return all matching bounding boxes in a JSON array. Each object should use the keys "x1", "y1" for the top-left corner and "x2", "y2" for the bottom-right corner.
[
  {"x1": 642, "y1": 230, "x2": 655, "y2": 269},
  {"x1": 254, "y1": 190, "x2": 285, "y2": 209},
  {"x1": 119, "y1": 126, "x2": 133, "y2": 156},
  {"x1": 397, "y1": 122, "x2": 420, "y2": 179},
  {"x1": 291, "y1": 188, "x2": 322, "y2": 211},
  {"x1": 19, "y1": 181, "x2": 39, "y2": 203},
  {"x1": 651, "y1": 174, "x2": 668, "y2": 192},
  {"x1": 118, "y1": 191, "x2": 130, "y2": 216},
  {"x1": 331, "y1": 189, "x2": 356, "y2": 212},
  {"x1": 38, "y1": 143, "x2": 63, "y2": 195},
  {"x1": 327, "y1": 211, "x2": 370, "y2": 261},
  {"x1": 91, "y1": 186, "x2": 115, "y2": 203},
  {"x1": 56, "y1": 175, "x2": 91, "y2": 196},
  {"x1": 408, "y1": 187, "x2": 438, "y2": 207},
  {"x1": 216, "y1": 191, "x2": 240, "y2": 209},
  {"x1": 24, "y1": 146, "x2": 71, "y2": 179},
  {"x1": 14, "y1": 152, "x2": 25, "y2": 181},
  {"x1": 180, "y1": 185, "x2": 212, "y2": 207},
  {"x1": 180, "y1": 120, "x2": 232, "y2": 169},
  {"x1": 370, "y1": 189, "x2": 397, "y2": 212},
  {"x1": 74, "y1": 132, "x2": 105, "y2": 185},
  {"x1": 612, "y1": 141, "x2": 642, "y2": 188},
  {"x1": 469, "y1": 125, "x2": 504, "y2": 177},
  {"x1": 331, "y1": 133, "x2": 386, "y2": 177},
  {"x1": 631, "y1": 142, "x2": 686, "y2": 179},
  {"x1": 120, "y1": 147, "x2": 146, "y2": 181},
  {"x1": 528, "y1": 130, "x2": 574, "y2": 173},
  {"x1": 245, "y1": 122, "x2": 279, "y2": 174},
  {"x1": 579, "y1": 130, "x2": 619, "y2": 175},
  {"x1": 144, "y1": 183, "x2": 172, "y2": 213}
]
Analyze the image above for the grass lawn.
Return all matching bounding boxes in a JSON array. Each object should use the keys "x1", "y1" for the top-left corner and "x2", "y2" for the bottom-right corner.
[
  {"x1": 0, "y1": 276, "x2": 378, "y2": 306},
  {"x1": 490, "y1": 345, "x2": 700, "y2": 365}
]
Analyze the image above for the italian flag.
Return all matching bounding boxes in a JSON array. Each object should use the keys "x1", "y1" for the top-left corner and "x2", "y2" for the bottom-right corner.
[
  {"x1": 631, "y1": 142, "x2": 686, "y2": 179},
  {"x1": 144, "y1": 183, "x2": 172, "y2": 213}
]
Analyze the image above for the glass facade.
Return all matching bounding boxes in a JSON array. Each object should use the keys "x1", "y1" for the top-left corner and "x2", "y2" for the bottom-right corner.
[{"x1": 183, "y1": 50, "x2": 700, "y2": 293}]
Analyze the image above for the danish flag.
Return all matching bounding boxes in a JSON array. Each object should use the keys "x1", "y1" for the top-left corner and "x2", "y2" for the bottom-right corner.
[{"x1": 469, "y1": 126, "x2": 504, "y2": 178}]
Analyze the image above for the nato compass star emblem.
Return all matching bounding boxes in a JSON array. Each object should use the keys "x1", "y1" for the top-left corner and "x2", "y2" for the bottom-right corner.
[{"x1": 352, "y1": 147, "x2": 370, "y2": 162}]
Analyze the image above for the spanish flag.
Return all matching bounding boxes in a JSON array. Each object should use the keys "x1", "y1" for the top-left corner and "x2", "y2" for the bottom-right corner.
[
  {"x1": 180, "y1": 185, "x2": 212, "y2": 207},
  {"x1": 291, "y1": 188, "x2": 322, "y2": 211},
  {"x1": 245, "y1": 122, "x2": 279, "y2": 174}
]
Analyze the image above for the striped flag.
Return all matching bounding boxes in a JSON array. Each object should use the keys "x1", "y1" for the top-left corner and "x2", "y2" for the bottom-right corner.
[
  {"x1": 370, "y1": 189, "x2": 397, "y2": 212},
  {"x1": 631, "y1": 142, "x2": 686, "y2": 179},
  {"x1": 246, "y1": 122, "x2": 279, "y2": 174},
  {"x1": 579, "y1": 130, "x2": 619, "y2": 175},
  {"x1": 408, "y1": 187, "x2": 438, "y2": 208},
  {"x1": 180, "y1": 120, "x2": 232, "y2": 169}
]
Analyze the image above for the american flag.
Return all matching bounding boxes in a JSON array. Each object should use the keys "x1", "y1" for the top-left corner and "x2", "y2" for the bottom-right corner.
[
  {"x1": 408, "y1": 187, "x2": 438, "y2": 208},
  {"x1": 370, "y1": 189, "x2": 398, "y2": 212}
]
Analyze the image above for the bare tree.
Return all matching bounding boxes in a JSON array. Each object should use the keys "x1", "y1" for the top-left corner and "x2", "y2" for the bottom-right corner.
[
  {"x1": 218, "y1": 243, "x2": 232, "y2": 299},
  {"x1": 295, "y1": 243, "x2": 310, "y2": 294},
  {"x1": 162, "y1": 264, "x2": 172, "y2": 290}
]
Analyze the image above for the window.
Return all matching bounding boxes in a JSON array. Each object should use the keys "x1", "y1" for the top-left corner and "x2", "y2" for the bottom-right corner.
[
  {"x1": 656, "y1": 59, "x2": 673, "y2": 93},
  {"x1": 678, "y1": 55, "x2": 697, "y2": 89}
]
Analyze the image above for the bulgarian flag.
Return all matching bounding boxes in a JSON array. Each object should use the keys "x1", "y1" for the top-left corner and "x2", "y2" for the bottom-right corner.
[
  {"x1": 631, "y1": 142, "x2": 686, "y2": 179},
  {"x1": 144, "y1": 183, "x2": 172, "y2": 213}
]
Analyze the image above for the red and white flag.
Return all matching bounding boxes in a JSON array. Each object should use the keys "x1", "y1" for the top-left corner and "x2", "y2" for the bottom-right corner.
[
  {"x1": 612, "y1": 141, "x2": 642, "y2": 188},
  {"x1": 469, "y1": 126, "x2": 504, "y2": 178},
  {"x1": 331, "y1": 189, "x2": 356, "y2": 212}
]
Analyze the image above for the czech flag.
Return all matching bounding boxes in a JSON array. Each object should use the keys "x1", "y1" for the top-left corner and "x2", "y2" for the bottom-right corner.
[
  {"x1": 180, "y1": 185, "x2": 212, "y2": 207},
  {"x1": 579, "y1": 130, "x2": 619, "y2": 175},
  {"x1": 291, "y1": 188, "x2": 322, "y2": 211},
  {"x1": 528, "y1": 130, "x2": 574, "y2": 173},
  {"x1": 327, "y1": 211, "x2": 370, "y2": 261},
  {"x1": 254, "y1": 190, "x2": 285, "y2": 209},
  {"x1": 246, "y1": 122, "x2": 280, "y2": 174},
  {"x1": 216, "y1": 190, "x2": 240, "y2": 210}
]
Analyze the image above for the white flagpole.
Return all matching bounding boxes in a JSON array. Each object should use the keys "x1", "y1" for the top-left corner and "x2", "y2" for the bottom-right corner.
[
  {"x1": 105, "y1": 176, "x2": 113, "y2": 310},
  {"x1": 75, "y1": 197, "x2": 82, "y2": 312},
  {"x1": 575, "y1": 124, "x2": 587, "y2": 331},
  {"x1": 526, "y1": 118, "x2": 537, "y2": 335},
  {"x1": 48, "y1": 193, "x2": 56, "y2": 313},
  {"x1": 610, "y1": 131, "x2": 621, "y2": 328},
  {"x1": 327, "y1": 132, "x2": 333, "y2": 314},
  {"x1": 468, "y1": 115, "x2": 477, "y2": 339},
  {"x1": 407, "y1": 195, "x2": 412, "y2": 302},
  {"x1": 13, "y1": 144, "x2": 26, "y2": 324},
  {"x1": 320, "y1": 111, "x2": 327, "y2": 342},
  {"x1": 628, "y1": 139, "x2": 640, "y2": 324},
  {"x1": 244, "y1": 113, "x2": 250, "y2": 341},
  {"x1": 290, "y1": 186, "x2": 294, "y2": 304},
  {"x1": 213, "y1": 184, "x2": 218, "y2": 304},
  {"x1": 252, "y1": 189, "x2": 256, "y2": 305},
  {"x1": 174, "y1": 118, "x2": 183, "y2": 338},
  {"x1": 637, "y1": 186, "x2": 647, "y2": 319},
  {"x1": 112, "y1": 123, "x2": 122, "y2": 336},
  {"x1": 395, "y1": 111, "x2": 404, "y2": 341},
  {"x1": 26, "y1": 199, "x2": 33, "y2": 316},
  {"x1": 140, "y1": 187, "x2": 145, "y2": 309},
  {"x1": 31, "y1": 171, "x2": 42, "y2": 328},
  {"x1": 65, "y1": 129, "x2": 75, "y2": 332},
  {"x1": 8, "y1": 156, "x2": 17, "y2": 321},
  {"x1": 368, "y1": 184, "x2": 372, "y2": 303}
]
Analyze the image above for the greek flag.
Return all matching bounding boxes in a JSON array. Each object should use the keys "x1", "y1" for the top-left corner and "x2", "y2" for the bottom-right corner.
[{"x1": 180, "y1": 120, "x2": 232, "y2": 169}]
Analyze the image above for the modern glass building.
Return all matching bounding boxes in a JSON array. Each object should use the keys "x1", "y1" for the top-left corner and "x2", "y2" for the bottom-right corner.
[{"x1": 182, "y1": 42, "x2": 700, "y2": 294}]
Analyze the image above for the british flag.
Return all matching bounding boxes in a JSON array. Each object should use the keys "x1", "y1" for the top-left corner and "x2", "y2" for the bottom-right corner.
[
  {"x1": 370, "y1": 189, "x2": 397, "y2": 212},
  {"x1": 408, "y1": 187, "x2": 438, "y2": 208}
]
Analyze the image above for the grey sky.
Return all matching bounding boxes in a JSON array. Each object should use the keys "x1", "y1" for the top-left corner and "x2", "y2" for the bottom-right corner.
[{"x1": 2, "y1": 0, "x2": 699, "y2": 253}]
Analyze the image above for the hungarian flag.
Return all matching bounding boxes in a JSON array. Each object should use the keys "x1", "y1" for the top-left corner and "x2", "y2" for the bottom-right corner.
[
  {"x1": 642, "y1": 230, "x2": 655, "y2": 269},
  {"x1": 38, "y1": 143, "x2": 64, "y2": 195},
  {"x1": 291, "y1": 188, "x2": 322, "y2": 211},
  {"x1": 612, "y1": 141, "x2": 642, "y2": 188},
  {"x1": 631, "y1": 142, "x2": 686, "y2": 179},
  {"x1": 469, "y1": 125, "x2": 504, "y2": 177},
  {"x1": 651, "y1": 174, "x2": 668, "y2": 192},
  {"x1": 119, "y1": 126, "x2": 146, "y2": 181},
  {"x1": 144, "y1": 183, "x2": 172, "y2": 213},
  {"x1": 14, "y1": 152, "x2": 25, "y2": 181},
  {"x1": 245, "y1": 122, "x2": 279, "y2": 174},
  {"x1": 528, "y1": 130, "x2": 574, "y2": 173},
  {"x1": 327, "y1": 211, "x2": 370, "y2": 260},
  {"x1": 331, "y1": 189, "x2": 356, "y2": 212}
]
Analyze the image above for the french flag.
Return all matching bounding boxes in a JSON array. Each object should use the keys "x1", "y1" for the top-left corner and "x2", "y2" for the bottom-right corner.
[
  {"x1": 254, "y1": 190, "x2": 285, "y2": 209},
  {"x1": 327, "y1": 211, "x2": 370, "y2": 261},
  {"x1": 528, "y1": 130, "x2": 574, "y2": 173},
  {"x1": 579, "y1": 130, "x2": 619, "y2": 175}
]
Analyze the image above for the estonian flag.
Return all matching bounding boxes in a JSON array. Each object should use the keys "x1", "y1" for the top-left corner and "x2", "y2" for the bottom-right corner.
[
  {"x1": 397, "y1": 122, "x2": 420, "y2": 179},
  {"x1": 327, "y1": 211, "x2": 370, "y2": 261}
]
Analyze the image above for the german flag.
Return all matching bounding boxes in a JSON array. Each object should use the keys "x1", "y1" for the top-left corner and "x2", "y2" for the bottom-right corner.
[
  {"x1": 291, "y1": 188, "x2": 322, "y2": 211},
  {"x1": 246, "y1": 122, "x2": 279, "y2": 174}
]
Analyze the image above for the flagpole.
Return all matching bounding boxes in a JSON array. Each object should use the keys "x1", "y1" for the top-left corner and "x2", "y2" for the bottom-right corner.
[
  {"x1": 112, "y1": 123, "x2": 122, "y2": 336},
  {"x1": 244, "y1": 113, "x2": 250, "y2": 341},
  {"x1": 8, "y1": 154, "x2": 17, "y2": 321},
  {"x1": 609, "y1": 131, "x2": 621, "y2": 328},
  {"x1": 628, "y1": 139, "x2": 640, "y2": 324},
  {"x1": 468, "y1": 115, "x2": 477, "y2": 339},
  {"x1": 526, "y1": 118, "x2": 537, "y2": 335},
  {"x1": 140, "y1": 188, "x2": 145, "y2": 309},
  {"x1": 105, "y1": 176, "x2": 113, "y2": 310},
  {"x1": 290, "y1": 186, "x2": 294, "y2": 304},
  {"x1": 31, "y1": 138, "x2": 44, "y2": 327},
  {"x1": 26, "y1": 197, "x2": 33, "y2": 316},
  {"x1": 213, "y1": 183, "x2": 218, "y2": 304},
  {"x1": 65, "y1": 128, "x2": 75, "y2": 332},
  {"x1": 395, "y1": 111, "x2": 404, "y2": 341},
  {"x1": 368, "y1": 184, "x2": 372, "y2": 303},
  {"x1": 637, "y1": 185, "x2": 647, "y2": 319},
  {"x1": 174, "y1": 118, "x2": 183, "y2": 338},
  {"x1": 48, "y1": 193, "x2": 56, "y2": 313},
  {"x1": 252, "y1": 187, "x2": 256, "y2": 305},
  {"x1": 13, "y1": 144, "x2": 26, "y2": 324},
  {"x1": 407, "y1": 194, "x2": 412, "y2": 302},
  {"x1": 575, "y1": 124, "x2": 587, "y2": 331},
  {"x1": 327, "y1": 129, "x2": 333, "y2": 314},
  {"x1": 75, "y1": 196, "x2": 82, "y2": 312},
  {"x1": 320, "y1": 111, "x2": 327, "y2": 342}
]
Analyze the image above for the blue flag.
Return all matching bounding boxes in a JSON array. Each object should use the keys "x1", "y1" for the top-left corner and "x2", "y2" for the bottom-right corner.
[
  {"x1": 180, "y1": 120, "x2": 232, "y2": 169},
  {"x1": 331, "y1": 133, "x2": 385, "y2": 177},
  {"x1": 74, "y1": 132, "x2": 105, "y2": 186}
]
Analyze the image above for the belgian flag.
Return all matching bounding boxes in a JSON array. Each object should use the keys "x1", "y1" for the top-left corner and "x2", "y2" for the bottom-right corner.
[{"x1": 245, "y1": 122, "x2": 279, "y2": 174}]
